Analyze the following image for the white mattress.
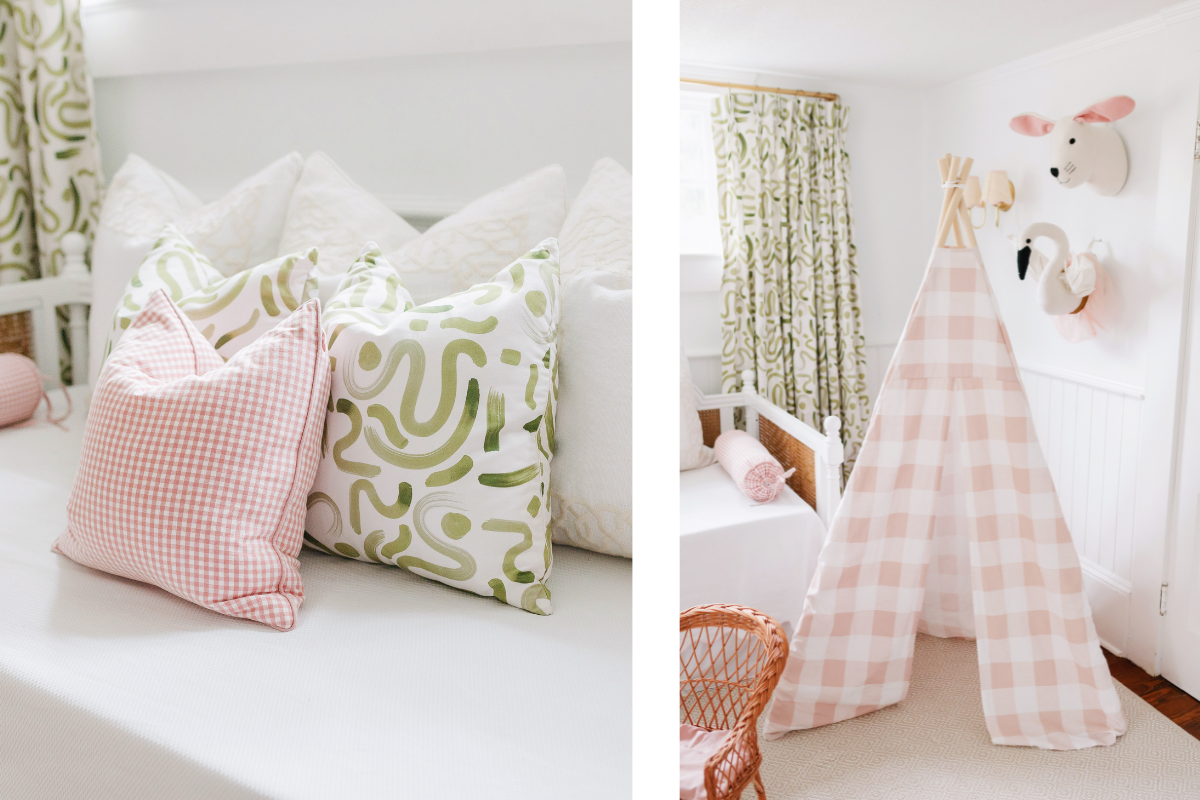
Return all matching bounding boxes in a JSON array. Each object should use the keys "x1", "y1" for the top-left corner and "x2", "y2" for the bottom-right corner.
[
  {"x1": 680, "y1": 464, "x2": 826, "y2": 635},
  {"x1": 0, "y1": 387, "x2": 631, "y2": 800}
]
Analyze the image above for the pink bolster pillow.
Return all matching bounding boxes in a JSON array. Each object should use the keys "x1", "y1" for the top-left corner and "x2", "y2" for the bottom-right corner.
[
  {"x1": 0, "y1": 353, "x2": 49, "y2": 428},
  {"x1": 714, "y1": 429, "x2": 794, "y2": 503}
]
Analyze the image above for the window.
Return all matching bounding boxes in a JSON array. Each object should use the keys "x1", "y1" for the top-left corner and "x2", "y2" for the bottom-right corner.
[
  {"x1": 679, "y1": 92, "x2": 721, "y2": 257},
  {"x1": 680, "y1": 91, "x2": 723, "y2": 294}
]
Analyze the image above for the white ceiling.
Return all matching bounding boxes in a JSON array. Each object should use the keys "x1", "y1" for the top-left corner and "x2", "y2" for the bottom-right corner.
[
  {"x1": 83, "y1": 0, "x2": 631, "y2": 77},
  {"x1": 681, "y1": 0, "x2": 1186, "y2": 89}
]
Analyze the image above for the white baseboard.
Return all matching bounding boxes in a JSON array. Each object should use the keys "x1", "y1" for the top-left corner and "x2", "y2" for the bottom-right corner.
[{"x1": 1080, "y1": 557, "x2": 1132, "y2": 656}]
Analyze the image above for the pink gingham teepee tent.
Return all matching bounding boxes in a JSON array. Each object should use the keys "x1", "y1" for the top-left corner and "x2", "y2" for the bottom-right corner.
[{"x1": 765, "y1": 155, "x2": 1126, "y2": 750}]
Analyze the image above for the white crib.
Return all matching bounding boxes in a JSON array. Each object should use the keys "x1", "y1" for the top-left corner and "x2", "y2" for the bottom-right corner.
[
  {"x1": 681, "y1": 370, "x2": 844, "y2": 635},
  {"x1": 0, "y1": 232, "x2": 92, "y2": 382}
]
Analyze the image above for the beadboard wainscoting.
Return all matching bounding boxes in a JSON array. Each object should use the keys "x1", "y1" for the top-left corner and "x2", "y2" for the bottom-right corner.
[
  {"x1": 702, "y1": 345, "x2": 1143, "y2": 655},
  {"x1": 1021, "y1": 363, "x2": 1143, "y2": 655},
  {"x1": 864, "y1": 342, "x2": 896, "y2": 408}
]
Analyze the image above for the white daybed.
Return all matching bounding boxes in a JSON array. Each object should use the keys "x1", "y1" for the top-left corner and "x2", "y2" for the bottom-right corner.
[
  {"x1": 0, "y1": 249, "x2": 631, "y2": 800},
  {"x1": 680, "y1": 370, "x2": 843, "y2": 635}
]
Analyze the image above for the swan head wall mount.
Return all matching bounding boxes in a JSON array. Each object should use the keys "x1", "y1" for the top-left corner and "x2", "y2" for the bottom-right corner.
[
  {"x1": 1017, "y1": 222, "x2": 1094, "y2": 316},
  {"x1": 1010, "y1": 96, "x2": 1135, "y2": 196}
]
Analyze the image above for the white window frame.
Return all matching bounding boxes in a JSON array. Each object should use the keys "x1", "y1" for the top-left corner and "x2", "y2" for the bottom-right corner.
[{"x1": 680, "y1": 90, "x2": 723, "y2": 293}]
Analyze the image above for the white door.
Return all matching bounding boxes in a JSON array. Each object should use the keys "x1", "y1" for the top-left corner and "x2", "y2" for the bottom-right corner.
[{"x1": 1160, "y1": 214, "x2": 1200, "y2": 698}]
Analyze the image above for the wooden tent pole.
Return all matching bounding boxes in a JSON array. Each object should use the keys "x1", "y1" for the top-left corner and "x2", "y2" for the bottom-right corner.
[
  {"x1": 937, "y1": 156, "x2": 974, "y2": 248},
  {"x1": 958, "y1": 196, "x2": 978, "y2": 248},
  {"x1": 935, "y1": 155, "x2": 961, "y2": 247},
  {"x1": 955, "y1": 157, "x2": 975, "y2": 248},
  {"x1": 935, "y1": 155, "x2": 952, "y2": 245},
  {"x1": 957, "y1": 162, "x2": 979, "y2": 249},
  {"x1": 950, "y1": 156, "x2": 973, "y2": 247}
]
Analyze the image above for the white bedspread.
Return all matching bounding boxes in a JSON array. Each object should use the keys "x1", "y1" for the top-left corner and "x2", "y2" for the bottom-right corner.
[
  {"x1": 680, "y1": 464, "x2": 826, "y2": 636},
  {"x1": 0, "y1": 388, "x2": 630, "y2": 800}
]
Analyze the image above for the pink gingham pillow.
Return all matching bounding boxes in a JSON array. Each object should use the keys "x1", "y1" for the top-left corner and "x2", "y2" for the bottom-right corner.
[
  {"x1": 54, "y1": 289, "x2": 331, "y2": 631},
  {"x1": 714, "y1": 429, "x2": 794, "y2": 503}
]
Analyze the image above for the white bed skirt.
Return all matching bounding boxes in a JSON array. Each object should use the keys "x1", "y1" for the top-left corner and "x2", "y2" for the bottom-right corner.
[{"x1": 680, "y1": 464, "x2": 826, "y2": 636}]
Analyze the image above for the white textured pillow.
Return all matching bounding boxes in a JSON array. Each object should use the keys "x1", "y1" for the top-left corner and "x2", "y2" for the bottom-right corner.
[
  {"x1": 96, "y1": 154, "x2": 203, "y2": 239},
  {"x1": 551, "y1": 271, "x2": 631, "y2": 558},
  {"x1": 276, "y1": 151, "x2": 421, "y2": 276},
  {"x1": 680, "y1": 349, "x2": 715, "y2": 471},
  {"x1": 386, "y1": 165, "x2": 568, "y2": 304},
  {"x1": 88, "y1": 153, "x2": 303, "y2": 385},
  {"x1": 558, "y1": 158, "x2": 632, "y2": 289},
  {"x1": 176, "y1": 154, "x2": 303, "y2": 276}
]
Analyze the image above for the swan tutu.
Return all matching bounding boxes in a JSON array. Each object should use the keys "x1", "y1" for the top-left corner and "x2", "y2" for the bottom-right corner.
[{"x1": 1054, "y1": 252, "x2": 1112, "y2": 343}]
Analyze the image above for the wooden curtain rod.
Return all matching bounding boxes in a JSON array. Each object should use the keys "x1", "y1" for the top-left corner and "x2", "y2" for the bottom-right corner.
[{"x1": 679, "y1": 77, "x2": 839, "y2": 102}]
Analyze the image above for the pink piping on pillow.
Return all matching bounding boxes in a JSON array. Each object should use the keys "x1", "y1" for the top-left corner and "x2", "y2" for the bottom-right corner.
[{"x1": 714, "y1": 429, "x2": 794, "y2": 503}]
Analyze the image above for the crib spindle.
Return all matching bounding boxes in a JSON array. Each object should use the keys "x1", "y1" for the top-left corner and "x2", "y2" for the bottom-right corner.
[{"x1": 61, "y1": 232, "x2": 89, "y2": 385}]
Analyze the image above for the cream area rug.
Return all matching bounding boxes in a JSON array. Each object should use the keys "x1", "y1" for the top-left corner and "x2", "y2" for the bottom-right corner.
[{"x1": 748, "y1": 634, "x2": 1200, "y2": 799}]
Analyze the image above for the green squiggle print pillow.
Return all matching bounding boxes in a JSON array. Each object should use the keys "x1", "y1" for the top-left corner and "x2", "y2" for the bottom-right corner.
[
  {"x1": 306, "y1": 239, "x2": 560, "y2": 615},
  {"x1": 103, "y1": 225, "x2": 319, "y2": 368}
]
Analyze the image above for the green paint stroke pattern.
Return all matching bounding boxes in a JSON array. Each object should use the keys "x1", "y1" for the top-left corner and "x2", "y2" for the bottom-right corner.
[
  {"x1": 711, "y1": 91, "x2": 870, "y2": 479},
  {"x1": 0, "y1": 0, "x2": 104, "y2": 384},
  {"x1": 305, "y1": 240, "x2": 561, "y2": 615},
  {"x1": 106, "y1": 225, "x2": 320, "y2": 364}
]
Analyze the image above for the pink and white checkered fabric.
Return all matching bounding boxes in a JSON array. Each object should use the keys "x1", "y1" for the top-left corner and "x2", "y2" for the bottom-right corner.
[
  {"x1": 766, "y1": 247, "x2": 1126, "y2": 750},
  {"x1": 714, "y1": 429, "x2": 791, "y2": 503},
  {"x1": 55, "y1": 289, "x2": 331, "y2": 631},
  {"x1": 0, "y1": 353, "x2": 43, "y2": 427}
]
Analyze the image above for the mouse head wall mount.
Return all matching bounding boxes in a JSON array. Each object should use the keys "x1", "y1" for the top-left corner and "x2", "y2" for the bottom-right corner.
[{"x1": 1010, "y1": 96, "x2": 1135, "y2": 197}]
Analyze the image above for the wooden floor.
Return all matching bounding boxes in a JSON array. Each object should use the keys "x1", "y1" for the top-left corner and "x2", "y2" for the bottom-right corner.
[{"x1": 1104, "y1": 648, "x2": 1200, "y2": 741}]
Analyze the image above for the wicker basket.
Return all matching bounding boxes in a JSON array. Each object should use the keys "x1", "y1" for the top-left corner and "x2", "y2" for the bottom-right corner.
[
  {"x1": 681, "y1": 604, "x2": 788, "y2": 800},
  {"x1": 0, "y1": 311, "x2": 32, "y2": 360}
]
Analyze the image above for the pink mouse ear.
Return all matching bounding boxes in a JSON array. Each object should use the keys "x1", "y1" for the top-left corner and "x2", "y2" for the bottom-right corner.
[
  {"x1": 1074, "y1": 96, "x2": 1135, "y2": 124},
  {"x1": 1010, "y1": 113, "x2": 1055, "y2": 136}
]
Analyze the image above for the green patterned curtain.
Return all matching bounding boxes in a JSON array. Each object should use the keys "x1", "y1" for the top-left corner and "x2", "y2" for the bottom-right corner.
[
  {"x1": 0, "y1": 0, "x2": 103, "y2": 381},
  {"x1": 712, "y1": 91, "x2": 869, "y2": 478}
]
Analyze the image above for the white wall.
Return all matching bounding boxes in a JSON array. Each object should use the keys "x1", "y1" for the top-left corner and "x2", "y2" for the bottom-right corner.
[
  {"x1": 680, "y1": 64, "x2": 927, "y2": 394},
  {"x1": 920, "y1": 40, "x2": 1167, "y2": 389},
  {"x1": 81, "y1": 0, "x2": 630, "y2": 78},
  {"x1": 92, "y1": 43, "x2": 632, "y2": 214}
]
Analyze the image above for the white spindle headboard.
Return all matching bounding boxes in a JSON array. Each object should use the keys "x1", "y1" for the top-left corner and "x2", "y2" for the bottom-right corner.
[{"x1": 0, "y1": 232, "x2": 91, "y2": 383}]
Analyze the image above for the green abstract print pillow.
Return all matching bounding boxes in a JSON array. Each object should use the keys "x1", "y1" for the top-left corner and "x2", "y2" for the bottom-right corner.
[
  {"x1": 305, "y1": 239, "x2": 560, "y2": 615},
  {"x1": 102, "y1": 225, "x2": 318, "y2": 367}
]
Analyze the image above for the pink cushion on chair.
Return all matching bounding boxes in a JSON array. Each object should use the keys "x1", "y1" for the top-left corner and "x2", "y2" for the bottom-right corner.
[
  {"x1": 714, "y1": 429, "x2": 792, "y2": 503},
  {"x1": 680, "y1": 723, "x2": 731, "y2": 800},
  {"x1": 54, "y1": 290, "x2": 330, "y2": 631}
]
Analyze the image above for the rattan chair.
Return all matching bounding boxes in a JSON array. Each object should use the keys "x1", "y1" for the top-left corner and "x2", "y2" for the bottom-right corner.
[{"x1": 680, "y1": 604, "x2": 788, "y2": 800}]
